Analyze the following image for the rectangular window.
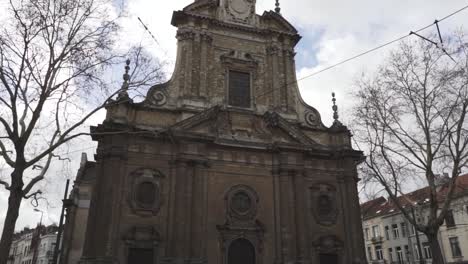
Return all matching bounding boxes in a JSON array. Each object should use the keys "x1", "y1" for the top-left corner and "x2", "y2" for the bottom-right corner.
[
  {"x1": 367, "y1": 246, "x2": 373, "y2": 260},
  {"x1": 404, "y1": 245, "x2": 410, "y2": 260},
  {"x1": 372, "y1": 225, "x2": 380, "y2": 238},
  {"x1": 445, "y1": 210, "x2": 456, "y2": 228},
  {"x1": 392, "y1": 224, "x2": 400, "y2": 239},
  {"x1": 365, "y1": 228, "x2": 370, "y2": 241},
  {"x1": 401, "y1": 222, "x2": 407, "y2": 237},
  {"x1": 414, "y1": 244, "x2": 420, "y2": 260},
  {"x1": 385, "y1": 226, "x2": 390, "y2": 240},
  {"x1": 388, "y1": 248, "x2": 394, "y2": 262},
  {"x1": 228, "y1": 70, "x2": 251, "y2": 108},
  {"x1": 423, "y1": 242, "x2": 432, "y2": 259},
  {"x1": 449, "y1": 237, "x2": 462, "y2": 257},
  {"x1": 397, "y1": 247, "x2": 404, "y2": 263},
  {"x1": 375, "y1": 245, "x2": 384, "y2": 260}
]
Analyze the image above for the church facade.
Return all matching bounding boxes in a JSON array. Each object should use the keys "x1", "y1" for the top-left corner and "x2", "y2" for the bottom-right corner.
[{"x1": 75, "y1": 0, "x2": 366, "y2": 263}]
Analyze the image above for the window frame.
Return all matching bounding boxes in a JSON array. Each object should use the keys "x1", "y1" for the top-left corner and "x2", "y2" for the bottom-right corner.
[
  {"x1": 449, "y1": 237, "x2": 463, "y2": 257},
  {"x1": 227, "y1": 70, "x2": 253, "y2": 109},
  {"x1": 445, "y1": 210, "x2": 456, "y2": 228},
  {"x1": 392, "y1": 224, "x2": 400, "y2": 239}
]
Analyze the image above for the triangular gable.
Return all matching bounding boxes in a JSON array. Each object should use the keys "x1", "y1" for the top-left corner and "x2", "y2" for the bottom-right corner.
[
  {"x1": 183, "y1": 0, "x2": 218, "y2": 14},
  {"x1": 261, "y1": 11, "x2": 299, "y2": 34},
  {"x1": 263, "y1": 111, "x2": 321, "y2": 147},
  {"x1": 169, "y1": 105, "x2": 221, "y2": 132}
]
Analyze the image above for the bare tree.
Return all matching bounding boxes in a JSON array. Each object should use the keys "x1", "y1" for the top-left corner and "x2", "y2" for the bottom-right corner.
[
  {"x1": 353, "y1": 34, "x2": 468, "y2": 263},
  {"x1": 0, "y1": 0, "x2": 164, "y2": 260}
]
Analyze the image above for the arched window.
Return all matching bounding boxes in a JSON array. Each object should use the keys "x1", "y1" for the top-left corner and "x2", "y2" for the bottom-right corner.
[{"x1": 228, "y1": 238, "x2": 255, "y2": 264}]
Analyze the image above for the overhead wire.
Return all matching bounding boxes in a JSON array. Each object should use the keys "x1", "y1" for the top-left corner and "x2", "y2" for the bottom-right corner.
[
  {"x1": 20, "y1": 4, "x2": 468, "y2": 162},
  {"x1": 255, "y1": 3, "x2": 468, "y2": 100}
]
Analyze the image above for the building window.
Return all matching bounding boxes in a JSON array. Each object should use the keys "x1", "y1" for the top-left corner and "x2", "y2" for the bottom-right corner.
[
  {"x1": 410, "y1": 224, "x2": 416, "y2": 235},
  {"x1": 449, "y1": 237, "x2": 462, "y2": 257},
  {"x1": 397, "y1": 247, "x2": 404, "y2": 263},
  {"x1": 414, "y1": 244, "x2": 420, "y2": 260},
  {"x1": 385, "y1": 226, "x2": 390, "y2": 240},
  {"x1": 367, "y1": 247, "x2": 373, "y2": 260},
  {"x1": 375, "y1": 246, "x2": 384, "y2": 260},
  {"x1": 388, "y1": 248, "x2": 394, "y2": 262},
  {"x1": 228, "y1": 239, "x2": 255, "y2": 264},
  {"x1": 401, "y1": 222, "x2": 407, "y2": 237},
  {"x1": 445, "y1": 210, "x2": 456, "y2": 228},
  {"x1": 423, "y1": 242, "x2": 432, "y2": 259},
  {"x1": 404, "y1": 245, "x2": 410, "y2": 260},
  {"x1": 392, "y1": 224, "x2": 400, "y2": 239},
  {"x1": 365, "y1": 228, "x2": 370, "y2": 241},
  {"x1": 372, "y1": 225, "x2": 380, "y2": 238},
  {"x1": 228, "y1": 70, "x2": 251, "y2": 108}
]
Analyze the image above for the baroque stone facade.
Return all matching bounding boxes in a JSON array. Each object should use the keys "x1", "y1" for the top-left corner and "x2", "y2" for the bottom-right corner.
[{"x1": 73, "y1": 0, "x2": 366, "y2": 263}]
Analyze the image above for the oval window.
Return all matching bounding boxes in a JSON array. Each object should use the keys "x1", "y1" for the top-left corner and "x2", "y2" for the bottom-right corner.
[{"x1": 136, "y1": 182, "x2": 157, "y2": 207}]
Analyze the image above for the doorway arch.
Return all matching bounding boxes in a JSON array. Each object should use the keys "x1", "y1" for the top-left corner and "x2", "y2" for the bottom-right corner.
[{"x1": 227, "y1": 238, "x2": 256, "y2": 264}]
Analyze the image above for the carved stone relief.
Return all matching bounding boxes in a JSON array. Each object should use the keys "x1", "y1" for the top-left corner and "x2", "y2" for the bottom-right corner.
[
  {"x1": 146, "y1": 83, "x2": 168, "y2": 107},
  {"x1": 225, "y1": 0, "x2": 255, "y2": 24},
  {"x1": 225, "y1": 184, "x2": 259, "y2": 223},
  {"x1": 128, "y1": 168, "x2": 164, "y2": 216},
  {"x1": 310, "y1": 183, "x2": 338, "y2": 226}
]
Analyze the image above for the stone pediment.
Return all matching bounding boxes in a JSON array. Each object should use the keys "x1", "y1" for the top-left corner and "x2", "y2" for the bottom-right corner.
[
  {"x1": 167, "y1": 106, "x2": 322, "y2": 149},
  {"x1": 261, "y1": 11, "x2": 298, "y2": 35},
  {"x1": 183, "y1": 0, "x2": 218, "y2": 13}
]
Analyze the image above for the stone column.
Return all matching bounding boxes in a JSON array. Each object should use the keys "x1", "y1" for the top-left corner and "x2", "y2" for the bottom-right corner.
[
  {"x1": 279, "y1": 168, "x2": 294, "y2": 261},
  {"x1": 189, "y1": 160, "x2": 209, "y2": 261},
  {"x1": 199, "y1": 33, "x2": 212, "y2": 98},
  {"x1": 291, "y1": 169, "x2": 308, "y2": 263},
  {"x1": 272, "y1": 162, "x2": 283, "y2": 264},
  {"x1": 80, "y1": 138, "x2": 127, "y2": 264}
]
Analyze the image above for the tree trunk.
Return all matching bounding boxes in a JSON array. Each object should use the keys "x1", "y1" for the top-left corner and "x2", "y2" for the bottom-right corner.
[
  {"x1": 0, "y1": 184, "x2": 23, "y2": 263},
  {"x1": 426, "y1": 232, "x2": 445, "y2": 264}
]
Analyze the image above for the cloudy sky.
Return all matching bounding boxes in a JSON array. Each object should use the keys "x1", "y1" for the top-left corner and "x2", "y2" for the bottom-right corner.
[{"x1": 1, "y1": 0, "x2": 468, "y2": 232}]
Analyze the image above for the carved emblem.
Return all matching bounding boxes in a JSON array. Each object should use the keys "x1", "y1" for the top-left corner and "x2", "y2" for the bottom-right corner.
[
  {"x1": 128, "y1": 168, "x2": 164, "y2": 216},
  {"x1": 231, "y1": 0, "x2": 250, "y2": 14},
  {"x1": 310, "y1": 184, "x2": 338, "y2": 226},
  {"x1": 226, "y1": 0, "x2": 255, "y2": 24},
  {"x1": 225, "y1": 185, "x2": 259, "y2": 223}
]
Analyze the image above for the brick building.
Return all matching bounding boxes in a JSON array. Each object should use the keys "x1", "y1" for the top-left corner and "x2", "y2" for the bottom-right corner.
[{"x1": 64, "y1": 0, "x2": 366, "y2": 263}]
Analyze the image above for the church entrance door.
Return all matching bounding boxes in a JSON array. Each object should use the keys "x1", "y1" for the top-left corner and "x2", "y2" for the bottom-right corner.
[{"x1": 227, "y1": 238, "x2": 255, "y2": 264}]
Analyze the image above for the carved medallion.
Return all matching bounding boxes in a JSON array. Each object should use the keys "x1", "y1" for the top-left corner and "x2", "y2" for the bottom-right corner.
[
  {"x1": 230, "y1": 0, "x2": 253, "y2": 14},
  {"x1": 225, "y1": 185, "x2": 259, "y2": 222},
  {"x1": 128, "y1": 169, "x2": 164, "y2": 216},
  {"x1": 310, "y1": 184, "x2": 338, "y2": 226},
  {"x1": 226, "y1": 0, "x2": 255, "y2": 24},
  {"x1": 231, "y1": 191, "x2": 252, "y2": 214}
]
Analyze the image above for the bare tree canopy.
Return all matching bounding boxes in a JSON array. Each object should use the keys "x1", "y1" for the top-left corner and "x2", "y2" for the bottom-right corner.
[
  {"x1": 0, "y1": 0, "x2": 165, "y2": 260},
  {"x1": 353, "y1": 33, "x2": 468, "y2": 263}
]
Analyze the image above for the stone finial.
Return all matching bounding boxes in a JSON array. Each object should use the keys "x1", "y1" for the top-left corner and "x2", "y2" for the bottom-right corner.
[
  {"x1": 275, "y1": 0, "x2": 281, "y2": 13},
  {"x1": 332, "y1": 92, "x2": 341, "y2": 124},
  {"x1": 117, "y1": 59, "x2": 131, "y2": 101}
]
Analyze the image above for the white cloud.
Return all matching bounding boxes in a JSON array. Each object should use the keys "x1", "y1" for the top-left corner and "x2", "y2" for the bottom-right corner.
[{"x1": 2, "y1": 0, "x2": 468, "y2": 230}]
